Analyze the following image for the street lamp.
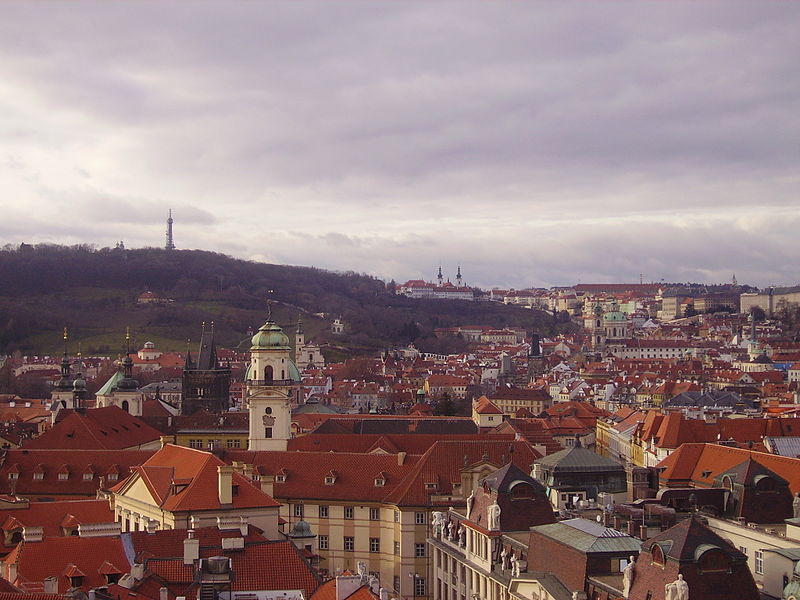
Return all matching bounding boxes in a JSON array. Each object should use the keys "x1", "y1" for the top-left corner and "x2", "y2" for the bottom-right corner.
[{"x1": 408, "y1": 572, "x2": 420, "y2": 600}]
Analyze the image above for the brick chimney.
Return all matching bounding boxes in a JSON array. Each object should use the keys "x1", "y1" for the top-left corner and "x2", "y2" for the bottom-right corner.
[{"x1": 218, "y1": 465, "x2": 234, "y2": 506}]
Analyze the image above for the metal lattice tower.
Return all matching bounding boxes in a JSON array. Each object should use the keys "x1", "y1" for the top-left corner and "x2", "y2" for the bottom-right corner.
[{"x1": 165, "y1": 209, "x2": 175, "y2": 250}]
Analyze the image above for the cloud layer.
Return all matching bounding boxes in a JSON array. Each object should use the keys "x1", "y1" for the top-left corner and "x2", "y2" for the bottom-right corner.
[{"x1": 1, "y1": 2, "x2": 798, "y2": 289}]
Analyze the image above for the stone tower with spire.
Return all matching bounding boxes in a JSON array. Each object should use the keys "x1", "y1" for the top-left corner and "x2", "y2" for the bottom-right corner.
[
  {"x1": 95, "y1": 329, "x2": 145, "y2": 416},
  {"x1": 182, "y1": 322, "x2": 231, "y2": 415},
  {"x1": 51, "y1": 327, "x2": 76, "y2": 410},
  {"x1": 456, "y1": 265, "x2": 463, "y2": 287}
]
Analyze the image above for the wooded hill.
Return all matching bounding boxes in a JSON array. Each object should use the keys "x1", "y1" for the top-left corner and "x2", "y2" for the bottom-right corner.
[{"x1": 0, "y1": 244, "x2": 570, "y2": 356}]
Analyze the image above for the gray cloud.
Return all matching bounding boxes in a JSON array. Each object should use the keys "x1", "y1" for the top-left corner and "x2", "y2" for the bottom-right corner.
[{"x1": 0, "y1": 2, "x2": 798, "y2": 289}]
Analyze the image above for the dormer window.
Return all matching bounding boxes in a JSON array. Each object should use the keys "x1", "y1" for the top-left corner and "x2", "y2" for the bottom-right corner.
[
  {"x1": 425, "y1": 482, "x2": 438, "y2": 490},
  {"x1": 275, "y1": 474, "x2": 286, "y2": 483},
  {"x1": 33, "y1": 472, "x2": 44, "y2": 480},
  {"x1": 107, "y1": 473, "x2": 118, "y2": 482},
  {"x1": 83, "y1": 473, "x2": 93, "y2": 481},
  {"x1": 58, "y1": 472, "x2": 69, "y2": 481},
  {"x1": 7, "y1": 472, "x2": 18, "y2": 480},
  {"x1": 375, "y1": 478, "x2": 385, "y2": 487},
  {"x1": 325, "y1": 476, "x2": 335, "y2": 485}
]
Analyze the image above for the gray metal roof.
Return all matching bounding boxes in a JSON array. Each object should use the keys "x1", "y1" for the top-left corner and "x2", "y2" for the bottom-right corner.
[
  {"x1": 534, "y1": 444, "x2": 625, "y2": 473},
  {"x1": 531, "y1": 519, "x2": 642, "y2": 554},
  {"x1": 765, "y1": 436, "x2": 800, "y2": 458}
]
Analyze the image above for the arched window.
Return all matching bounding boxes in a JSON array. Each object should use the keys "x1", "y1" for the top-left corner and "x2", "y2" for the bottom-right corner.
[
  {"x1": 698, "y1": 548, "x2": 731, "y2": 573},
  {"x1": 265, "y1": 407, "x2": 272, "y2": 415},
  {"x1": 510, "y1": 483, "x2": 534, "y2": 500},
  {"x1": 121, "y1": 400, "x2": 129, "y2": 413},
  {"x1": 651, "y1": 543, "x2": 665, "y2": 565},
  {"x1": 264, "y1": 365, "x2": 273, "y2": 382}
]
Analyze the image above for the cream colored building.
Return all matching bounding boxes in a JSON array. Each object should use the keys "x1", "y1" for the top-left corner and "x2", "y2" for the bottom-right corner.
[{"x1": 110, "y1": 444, "x2": 281, "y2": 539}]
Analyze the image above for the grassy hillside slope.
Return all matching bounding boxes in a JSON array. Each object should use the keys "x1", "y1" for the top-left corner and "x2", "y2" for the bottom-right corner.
[{"x1": 0, "y1": 244, "x2": 569, "y2": 356}]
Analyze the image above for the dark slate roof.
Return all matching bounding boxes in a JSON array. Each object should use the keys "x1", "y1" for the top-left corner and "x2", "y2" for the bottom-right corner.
[
  {"x1": 665, "y1": 390, "x2": 748, "y2": 408},
  {"x1": 534, "y1": 442, "x2": 625, "y2": 473},
  {"x1": 714, "y1": 457, "x2": 789, "y2": 488},
  {"x1": 479, "y1": 461, "x2": 546, "y2": 495},
  {"x1": 642, "y1": 516, "x2": 746, "y2": 562},
  {"x1": 196, "y1": 328, "x2": 218, "y2": 371}
]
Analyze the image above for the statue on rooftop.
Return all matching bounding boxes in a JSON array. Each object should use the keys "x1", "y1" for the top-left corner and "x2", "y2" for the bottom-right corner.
[
  {"x1": 488, "y1": 502, "x2": 501, "y2": 530},
  {"x1": 665, "y1": 574, "x2": 689, "y2": 600},
  {"x1": 432, "y1": 511, "x2": 446, "y2": 536},
  {"x1": 793, "y1": 492, "x2": 800, "y2": 519},
  {"x1": 622, "y1": 556, "x2": 636, "y2": 598}
]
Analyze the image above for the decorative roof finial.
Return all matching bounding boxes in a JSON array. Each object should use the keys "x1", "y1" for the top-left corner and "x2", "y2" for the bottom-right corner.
[{"x1": 266, "y1": 290, "x2": 275, "y2": 321}]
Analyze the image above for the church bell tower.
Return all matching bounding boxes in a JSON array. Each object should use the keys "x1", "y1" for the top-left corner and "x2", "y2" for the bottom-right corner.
[{"x1": 246, "y1": 305, "x2": 300, "y2": 451}]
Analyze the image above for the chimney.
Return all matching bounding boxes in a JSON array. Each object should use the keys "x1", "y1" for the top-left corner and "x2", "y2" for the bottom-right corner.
[
  {"x1": 218, "y1": 465, "x2": 233, "y2": 505},
  {"x1": 335, "y1": 575, "x2": 362, "y2": 600},
  {"x1": 397, "y1": 452, "x2": 407, "y2": 466},
  {"x1": 43, "y1": 577, "x2": 58, "y2": 595},
  {"x1": 88, "y1": 591, "x2": 96, "y2": 600},
  {"x1": 131, "y1": 564, "x2": 145, "y2": 580},
  {"x1": 260, "y1": 474, "x2": 274, "y2": 497},
  {"x1": 160, "y1": 435, "x2": 174, "y2": 448},
  {"x1": 160, "y1": 587, "x2": 168, "y2": 600},
  {"x1": 7, "y1": 563, "x2": 17, "y2": 583},
  {"x1": 639, "y1": 525, "x2": 648, "y2": 540},
  {"x1": 23, "y1": 526, "x2": 43, "y2": 542},
  {"x1": 183, "y1": 530, "x2": 200, "y2": 565}
]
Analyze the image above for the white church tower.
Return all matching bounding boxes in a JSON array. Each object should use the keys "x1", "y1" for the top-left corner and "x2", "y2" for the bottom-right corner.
[{"x1": 246, "y1": 308, "x2": 301, "y2": 451}]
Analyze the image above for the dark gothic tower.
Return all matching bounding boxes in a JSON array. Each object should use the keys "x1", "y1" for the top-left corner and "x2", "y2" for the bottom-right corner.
[
  {"x1": 182, "y1": 322, "x2": 231, "y2": 415},
  {"x1": 437, "y1": 265, "x2": 443, "y2": 285},
  {"x1": 165, "y1": 209, "x2": 175, "y2": 250},
  {"x1": 456, "y1": 265, "x2": 462, "y2": 287}
]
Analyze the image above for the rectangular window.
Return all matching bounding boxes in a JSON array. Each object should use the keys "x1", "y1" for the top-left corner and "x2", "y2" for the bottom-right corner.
[
  {"x1": 344, "y1": 536, "x2": 354, "y2": 552},
  {"x1": 83, "y1": 473, "x2": 93, "y2": 481},
  {"x1": 319, "y1": 505, "x2": 329, "y2": 518},
  {"x1": 33, "y1": 472, "x2": 44, "y2": 480},
  {"x1": 370, "y1": 537, "x2": 380, "y2": 553},
  {"x1": 58, "y1": 472, "x2": 69, "y2": 480},
  {"x1": 414, "y1": 577, "x2": 426, "y2": 596},
  {"x1": 344, "y1": 506, "x2": 354, "y2": 519},
  {"x1": 189, "y1": 439, "x2": 203, "y2": 449},
  {"x1": 369, "y1": 507, "x2": 380, "y2": 521},
  {"x1": 415, "y1": 511, "x2": 425, "y2": 525},
  {"x1": 415, "y1": 543, "x2": 426, "y2": 557},
  {"x1": 265, "y1": 427, "x2": 273, "y2": 438},
  {"x1": 755, "y1": 550, "x2": 764, "y2": 574},
  {"x1": 739, "y1": 546, "x2": 748, "y2": 556},
  {"x1": 294, "y1": 504, "x2": 304, "y2": 518},
  {"x1": 394, "y1": 541, "x2": 400, "y2": 555},
  {"x1": 318, "y1": 535, "x2": 328, "y2": 550},
  {"x1": 7, "y1": 473, "x2": 18, "y2": 480},
  {"x1": 226, "y1": 439, "x2": 241, "y2": 449}
]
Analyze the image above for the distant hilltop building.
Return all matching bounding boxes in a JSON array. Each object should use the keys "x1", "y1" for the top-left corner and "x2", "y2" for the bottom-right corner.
[{"x1": 399, "y1": 266, "x2": 474, "y2": 300}]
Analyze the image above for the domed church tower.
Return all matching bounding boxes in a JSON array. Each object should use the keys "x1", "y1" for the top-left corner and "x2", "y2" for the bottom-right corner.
[{"x1": 246, "y1": 307, "x2": 301, "y2": 451}]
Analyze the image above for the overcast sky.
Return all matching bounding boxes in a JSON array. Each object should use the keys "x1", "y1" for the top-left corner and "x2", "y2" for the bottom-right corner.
[{"x1": 1, "y1": 2, "x2": 798, "y2": 290}]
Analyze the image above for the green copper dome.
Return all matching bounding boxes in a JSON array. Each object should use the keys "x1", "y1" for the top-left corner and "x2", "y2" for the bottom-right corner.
[
  {"x1": 251, "y1": 320, "x2": 291, "y2": 349},
  {"x1": 603, "y1": 311, "x2": 627, "y2": 322}
]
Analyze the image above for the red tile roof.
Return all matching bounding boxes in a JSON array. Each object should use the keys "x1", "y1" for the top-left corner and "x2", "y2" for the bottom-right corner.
[
  {"x1": 0, "y1": 499, "x2": 114, "y2": 552},
  {"x1": 26, "y1": 407, "x2": 162, "y2": 450},
  {"x1": 658, "y1": 443, "x2": 800, "y2": 493},
  {"x1": 116, "y1": 445, "x2": 279, "y2": 512},
  {"x1": 0, "y1": 450, "x2": 155, "y2": 498}
]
